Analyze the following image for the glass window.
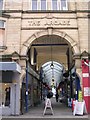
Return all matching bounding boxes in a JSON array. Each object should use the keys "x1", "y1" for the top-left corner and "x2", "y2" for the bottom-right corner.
[
  {"x1": 41, "y1": 0, "x2": 46, "y2": 10},
  {"x1": 0, "y1": 83, "x2": 11, "y2": 107},
  {"x1": 52, "y1": 0, "x2": 57, "y2": 10},
  {"x1": 61, "y1": 0, "x2": 67, "y2": 10},
  {"x1": 0, "y1": 20, "x2": 5, "y2": 46},
  {"x1": 32, "y1": 0, "x2": 37, "y2": 10},
  {"x1": 0, "y1": 20, "x2": 5, "y2": 28},
  {"x1": 0, "y1": 0, "x2": 3, "y2": 10}
]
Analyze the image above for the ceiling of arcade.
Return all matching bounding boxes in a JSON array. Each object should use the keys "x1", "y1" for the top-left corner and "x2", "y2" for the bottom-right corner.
[
  {"x1": 29, "y1": 35, "x2": 74, "y2": 86},
  {"x1": 31, "y1": 35, "x2": 72, "y2": 71}
]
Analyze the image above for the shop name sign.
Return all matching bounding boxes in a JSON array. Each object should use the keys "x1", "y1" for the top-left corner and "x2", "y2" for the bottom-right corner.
[
  {"x1": 22, "y1": 18, "x2": 74, "y2": 28},
  {"x1": 28, "y1": 19, "x2": 70, "y2": 27}
]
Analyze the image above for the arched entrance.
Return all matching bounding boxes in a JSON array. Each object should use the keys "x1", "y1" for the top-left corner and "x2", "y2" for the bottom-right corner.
[
  {"x1": 20, "y1": 29, "x2": 81, "y2": 114},
  {"x1": 21, "y1": 29, "x2": 80, "y2": 56}
]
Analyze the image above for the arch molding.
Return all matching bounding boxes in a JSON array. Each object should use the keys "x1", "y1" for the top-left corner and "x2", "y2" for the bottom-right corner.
[{"x1": 21, "y1": 29, "x2": 80, "y2": 56}]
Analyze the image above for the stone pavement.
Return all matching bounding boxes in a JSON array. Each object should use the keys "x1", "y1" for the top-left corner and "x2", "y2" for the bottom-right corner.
[{"x1": 2, "y1": 98, "x2": 89, "y2": 120}]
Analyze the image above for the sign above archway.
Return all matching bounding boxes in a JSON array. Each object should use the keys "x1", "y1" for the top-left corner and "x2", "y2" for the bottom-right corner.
[
  {"x1": 24, "y1": 19, "x2": 70, "y2": 27},
  {"x1": 22, "y1": 18, "x2": 77, "y2": 29}
]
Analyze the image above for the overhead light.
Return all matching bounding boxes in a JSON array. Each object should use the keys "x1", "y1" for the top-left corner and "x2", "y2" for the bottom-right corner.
[
  {"x1": 49, "y1": 35, "x2": 55, "y2": 87},
  {"x1": 52, "y1": 78, "x2": 54, "y2": 82},
  {"x1": 50, "y1": 61, "x2": 54, "y2": 69},
  {"x1": 50, "y1": 35, "x2": 54, "y2": 69}
]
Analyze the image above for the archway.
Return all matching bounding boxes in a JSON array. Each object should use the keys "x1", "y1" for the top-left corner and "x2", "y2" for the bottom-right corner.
[
  {"x1": 20, "y1": 29, "x2": 81, "y2": 114},
  {"x1": 21, "y1": 29, "x2": 80, "y2": 56}
]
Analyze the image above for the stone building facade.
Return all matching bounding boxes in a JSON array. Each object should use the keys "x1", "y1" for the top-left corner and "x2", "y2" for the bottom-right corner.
[{"x1": 0, "y1": 0, "x2": 90, "y2": 115}]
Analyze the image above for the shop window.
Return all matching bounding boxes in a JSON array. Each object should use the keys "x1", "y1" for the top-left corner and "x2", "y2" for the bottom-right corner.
[
  {"x1": 32, "y1": 0, "x2": 37, "y2": 10},
  {"x1": 0, "y1": 0, "x2": 3, "y2": 10},
  {"x1": 52, "y1": 0, "x2": 57, "y2": 10},
  {"x1": 41, "y1": 0, "x2": 46, "y2": 10},
  {"x1": 0, "y1": 20, "x2": 5, "y2": 28},
  {"x1": 0, "y1": 83, "x2": 11, "y2": 107}
]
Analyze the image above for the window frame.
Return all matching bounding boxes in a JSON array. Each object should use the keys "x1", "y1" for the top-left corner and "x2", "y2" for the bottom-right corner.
[
  {"x1": 60, "y1": 0, "x2": 68, "y2": 10},
  {"x1": 30, "y1": 0, "x2": 68, "y2": 11},
  {"x1": 40, "y1": 0, "x2": 47, "y2": 10},
  {"x1": 31, "y1": 0, "x2": 38, "y2": 11},
  {"x1": 51, "y1": 0, "x2": 58, "y2": 10}
]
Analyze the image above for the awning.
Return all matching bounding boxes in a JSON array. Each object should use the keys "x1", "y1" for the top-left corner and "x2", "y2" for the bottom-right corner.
[{"x1": 0, "y1": 62, "x2": 21, "y2": 73}]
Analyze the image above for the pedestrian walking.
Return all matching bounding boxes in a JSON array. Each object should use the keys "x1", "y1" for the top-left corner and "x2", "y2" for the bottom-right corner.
[
  {"x1": 55, "y1": 88, "x2": 59, "y2": 102},
  {"x1": 56, "y1": 92, "x2": 59, "y2": 102}
]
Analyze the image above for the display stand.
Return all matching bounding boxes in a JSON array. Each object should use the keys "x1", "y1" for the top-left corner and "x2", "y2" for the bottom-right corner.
[
  {"x1": 43, "y1": 98, "x2": 54, "y2": 115},
  {"x1": 73, "y1": 100, "x2": 87, "y2": 115}
]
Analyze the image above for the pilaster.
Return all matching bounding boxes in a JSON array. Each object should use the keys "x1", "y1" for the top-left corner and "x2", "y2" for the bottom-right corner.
[
  {"x1": 19, "y1": 55, "x2": 27, "y2": 87},
  {"x1": 73, "y1": 54, "x2": 82, "y2": 88}
]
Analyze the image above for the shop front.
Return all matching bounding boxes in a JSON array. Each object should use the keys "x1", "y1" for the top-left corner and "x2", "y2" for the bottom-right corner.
[{"x1": 0, "y1": 62, "x2": 21, "y2": 115}]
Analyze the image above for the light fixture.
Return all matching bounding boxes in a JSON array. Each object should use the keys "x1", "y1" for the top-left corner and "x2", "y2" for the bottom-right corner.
[
  {"x1": 52, "y1": 68, "x2": 54, "y2": 80},
  {"x1": 50, "y1": 35, "x2": 54, "y2": 69},
  {"x1": 50, "y1": 61, "x2": 54, "y2": 69},
  {"x1": 49, "y1": 35, "x2": 55, "y2": 87},
  {"x1": 52, "y1": 78, "x2": 54, "y2": 82}
]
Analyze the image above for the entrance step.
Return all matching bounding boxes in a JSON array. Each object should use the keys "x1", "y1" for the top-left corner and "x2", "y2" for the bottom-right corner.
[{"x1": 2, "y1": 117, "x2": 89, "y2": 120}]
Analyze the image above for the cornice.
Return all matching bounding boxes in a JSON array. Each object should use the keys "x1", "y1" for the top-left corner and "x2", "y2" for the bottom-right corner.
[
  {"x1": 2, "y1": 10, "x2": 90, "y2": 14},
  {"x1": 0, "y1": 13, "x2": 10, "y2": 18}
]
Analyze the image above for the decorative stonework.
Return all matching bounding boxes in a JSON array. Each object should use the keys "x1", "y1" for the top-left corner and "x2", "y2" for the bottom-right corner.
[{"x1": 21, "y1": 29, "x2": 80, "y2": 56}]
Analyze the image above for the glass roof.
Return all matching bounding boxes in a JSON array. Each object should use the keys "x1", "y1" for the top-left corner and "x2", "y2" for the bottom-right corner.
[{"x1": 41, "y1": 61, "x2": 64, "y2": 87}]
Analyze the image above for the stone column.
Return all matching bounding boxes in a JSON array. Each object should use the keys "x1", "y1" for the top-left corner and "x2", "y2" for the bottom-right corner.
[
  {"x1": 11, "y1": 61, "x2": 22, "y2": 115},
  {"x1": 11, "y1": 83, "x2": 20, "y2": 115}
]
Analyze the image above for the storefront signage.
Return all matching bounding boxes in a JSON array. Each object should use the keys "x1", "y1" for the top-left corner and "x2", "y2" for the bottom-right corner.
[{"x1": 84, "y1": 87, "x2": 90, "y2": 96}]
